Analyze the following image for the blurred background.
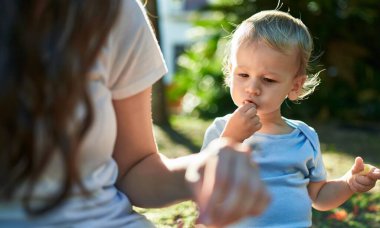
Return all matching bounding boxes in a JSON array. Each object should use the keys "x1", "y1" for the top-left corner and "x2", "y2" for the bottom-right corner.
[
  {"x1": 146, "y1": 0, "x2": 380, "y2": 165},
  {"x1": 139, "y1": 1, "x2": 380, "y2": 226},
  {"x1": 149, "y1": 0, "x2": 380, "y2": 123}
]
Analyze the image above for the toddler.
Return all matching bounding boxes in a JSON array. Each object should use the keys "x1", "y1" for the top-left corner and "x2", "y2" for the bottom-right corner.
[{"x1": 201, "y1": 10, "x2": 380, "y2": 227}]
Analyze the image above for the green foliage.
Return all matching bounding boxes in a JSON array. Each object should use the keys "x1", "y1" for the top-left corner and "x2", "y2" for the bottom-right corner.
[
  {"x1": 135, "y1": 201, "x2": 198, "y2": 228},
  {"x1": 312, "y1": 193, "x2": 380, "y2": 227},
  {"x1": 168, "y1": 0, "x2": 380, "y2": 121},
  {"x1": 167, "y1": 27, "x2": 235, "y2": 118},
  {"x1": 137, "y1": 192, "x2": 380, "y2": 227}
]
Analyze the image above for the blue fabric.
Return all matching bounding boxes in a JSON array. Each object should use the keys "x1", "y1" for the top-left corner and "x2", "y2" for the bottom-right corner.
[{"x1": 202, "y1": 116, "x2": 327, "y2": 228}]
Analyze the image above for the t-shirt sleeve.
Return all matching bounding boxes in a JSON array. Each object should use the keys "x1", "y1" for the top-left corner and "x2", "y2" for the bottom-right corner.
[
  {"x1": 307, "y1": 131, "x2": 327, "y2": 182},
  {"x1": 107, "y1": 0, "x2": 168, "y2": 99},
  {"x1": 287, "y1": 119, "x2": 327, "y2": 182},
  {"x1": 201, "y1": 117, "x2": 226, "y2": 151}
]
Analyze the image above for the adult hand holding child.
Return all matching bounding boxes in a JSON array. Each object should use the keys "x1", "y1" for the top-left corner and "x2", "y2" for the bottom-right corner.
[{"x1": 186, "y1": 138, "x2": 270, "y2": 227}]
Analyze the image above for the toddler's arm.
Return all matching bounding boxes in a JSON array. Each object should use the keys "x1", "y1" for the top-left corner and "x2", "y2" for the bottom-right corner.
[{"x1": 308, "y1": 156, "x2": 380, "y2": 211}]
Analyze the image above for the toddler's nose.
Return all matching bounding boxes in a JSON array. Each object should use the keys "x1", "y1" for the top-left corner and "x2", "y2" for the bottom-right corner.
[{"x1": 246, "y1": 80, "x2": 261, "y2": 96}]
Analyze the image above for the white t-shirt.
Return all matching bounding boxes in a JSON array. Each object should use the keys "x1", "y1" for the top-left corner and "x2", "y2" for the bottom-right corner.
[{"x1": 0, "y1": 0, "x2": 167, "y2": 227}]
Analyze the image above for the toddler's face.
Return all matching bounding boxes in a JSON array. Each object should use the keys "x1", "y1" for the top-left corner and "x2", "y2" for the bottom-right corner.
[{"x1": 229, "y1": 40, "x2": 304, "y2": 116}]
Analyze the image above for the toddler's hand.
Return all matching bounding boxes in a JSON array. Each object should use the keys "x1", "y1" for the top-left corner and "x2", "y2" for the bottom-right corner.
[
  {"x1": 221, "y1": 103, "x2": 261, "y2": 142},
  {"x1": 346, "y1": 157, "x2": 380, "y2": 193}
]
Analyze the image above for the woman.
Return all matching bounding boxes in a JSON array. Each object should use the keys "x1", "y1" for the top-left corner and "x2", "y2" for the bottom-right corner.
[{"x1": 0, "y1": 0, "x2": 269, "y2": 227}]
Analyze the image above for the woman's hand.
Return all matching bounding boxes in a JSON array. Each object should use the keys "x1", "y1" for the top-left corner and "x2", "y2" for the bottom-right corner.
[
  {"x1": 186, "y1": 138, "x2": 270, "y2": 227},
  {"x1": 221, "y1": 103, "x2": 261, "y2": 142},
  {"x1": 346, "y1": 157, "x2": 380, "y2": 193}
]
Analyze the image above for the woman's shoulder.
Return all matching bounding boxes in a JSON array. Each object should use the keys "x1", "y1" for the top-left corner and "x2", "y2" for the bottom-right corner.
[{"x1": 95, "y1": 0, "x2": 167, "y2": 99}]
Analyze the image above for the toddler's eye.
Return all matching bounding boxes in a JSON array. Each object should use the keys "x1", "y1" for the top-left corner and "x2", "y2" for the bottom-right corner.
[
  {"x1": 237, "y1": 73, "x2": 249, "y2": 78},
  {"x1": 263, "y1": 77, "x2": 276, "y2": 83}
]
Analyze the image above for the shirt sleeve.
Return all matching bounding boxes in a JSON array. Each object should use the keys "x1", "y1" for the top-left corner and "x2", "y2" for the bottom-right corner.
[
  {"x1": 308, "y1": 131, "x2": 327, "y2": 182},
  {"x1": 201, "y1": 117, "x2": 227, "y2": 151},
  {"x1": 107, "y1": 0, "x2": 168, "y2": 99},
  {"x1": 286, "y1": 119, "x2": 327, "y2": 182}
]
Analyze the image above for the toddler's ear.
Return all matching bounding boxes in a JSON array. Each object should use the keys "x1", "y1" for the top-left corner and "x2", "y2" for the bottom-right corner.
[{"x1": 288, "y1": 75, "x2": 306, "y2": 101}]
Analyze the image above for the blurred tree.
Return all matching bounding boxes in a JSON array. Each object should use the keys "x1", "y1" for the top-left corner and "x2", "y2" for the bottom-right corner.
[
  {"x1": 145, "y1": 0, "x2": 170, "y2": 125},
  {"x1": 169, "y1": 0, "x2": 380, "y2": 122}
]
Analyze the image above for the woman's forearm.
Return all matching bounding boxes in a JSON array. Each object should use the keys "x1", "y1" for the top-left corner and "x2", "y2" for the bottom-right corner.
[{"x1": 116, "y1": 152, "x2": 196, "y2": 208}]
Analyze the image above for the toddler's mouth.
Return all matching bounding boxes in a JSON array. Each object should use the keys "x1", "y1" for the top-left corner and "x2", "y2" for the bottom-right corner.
[{"x1": 243, "y1": 100, "x2": 257, "y2": 108}]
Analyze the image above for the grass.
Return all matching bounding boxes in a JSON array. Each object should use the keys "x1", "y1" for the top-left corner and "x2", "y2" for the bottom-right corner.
[
  {"x1": 135, "y1": 201, "x2": 198, "y2": 228},
  {"x1": 136, "y1": 115, "x2": 380, "y2": 227}
]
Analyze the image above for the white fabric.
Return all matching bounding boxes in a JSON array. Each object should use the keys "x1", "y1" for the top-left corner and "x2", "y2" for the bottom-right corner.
[{"x1": 0, "y1": 0, "x2": 167, "y2": 227}]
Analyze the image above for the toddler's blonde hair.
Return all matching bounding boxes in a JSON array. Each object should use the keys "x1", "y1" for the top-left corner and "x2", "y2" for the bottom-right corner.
[{"x1": 223, "y1": 10, "x2": 321, "y2": 100}]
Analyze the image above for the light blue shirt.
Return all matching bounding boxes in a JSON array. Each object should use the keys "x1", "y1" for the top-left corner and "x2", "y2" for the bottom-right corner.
[{"x1": 201, "y1": 115, "x2": 327, "y2": 228}]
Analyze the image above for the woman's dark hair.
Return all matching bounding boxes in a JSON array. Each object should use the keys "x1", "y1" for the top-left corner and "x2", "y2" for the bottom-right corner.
[{"x1": 0, "y1": 0, "x2": 120, "y2": 216}]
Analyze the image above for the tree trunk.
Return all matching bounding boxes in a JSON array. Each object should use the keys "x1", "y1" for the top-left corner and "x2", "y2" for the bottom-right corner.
[{"x1": 145, "y1": 0, "x2": 169, "y2": 125}]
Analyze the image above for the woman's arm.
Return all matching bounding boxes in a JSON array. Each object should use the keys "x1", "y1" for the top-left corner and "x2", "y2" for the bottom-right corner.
[
  {"x1": 112, "y1": 87, "x2": 270, "y2": 226},
  {"x1": 113, "y1": 87, "x2": 192, "y2": 206}
]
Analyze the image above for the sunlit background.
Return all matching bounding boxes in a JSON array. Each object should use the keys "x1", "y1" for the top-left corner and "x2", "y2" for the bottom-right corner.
[
  {"x1": 140, "y1": 1, "x2": 380, "y2": 226},
  {"x1": 149, "y1": 0, "x2": 380, "y2": 123}
]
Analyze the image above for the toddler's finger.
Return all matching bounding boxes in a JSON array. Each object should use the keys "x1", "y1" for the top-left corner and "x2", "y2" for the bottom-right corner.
[
  {"x1": 351, "y1": 157, "x2": 365, "y2": 174},
  {"x1": 254, "y1": 121, "x2": 262, "y2": 131},
  {"x1": 249, "y1": 116, "x2": 261, "y2": 128},
  {"x1": 368, "y1": 168, "x2": 380, "y2": 180},
  {"x1": 350, "y1": 177, "x2": 373, "y2": 192},
  {"x1": 355, "y1": 175, "x2": 376, "y2": 187},
  {"x1": 239, "y1": 102, "x2": 256, "y2": 112},
  {"x1": 245, "y1": 106, "x2": 258, "y2": 117}
]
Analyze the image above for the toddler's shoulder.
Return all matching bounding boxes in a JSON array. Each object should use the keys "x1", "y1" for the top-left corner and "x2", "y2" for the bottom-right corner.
[
  {"x1": 284, "y1": 118, "x2": 319, "y2": 151},
  {"x1": 285, "y1": 118, "x2": 317, "y2": 134},
  {"x1": 211, "y1": 114, "x2": 232, "y2": 128}
]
